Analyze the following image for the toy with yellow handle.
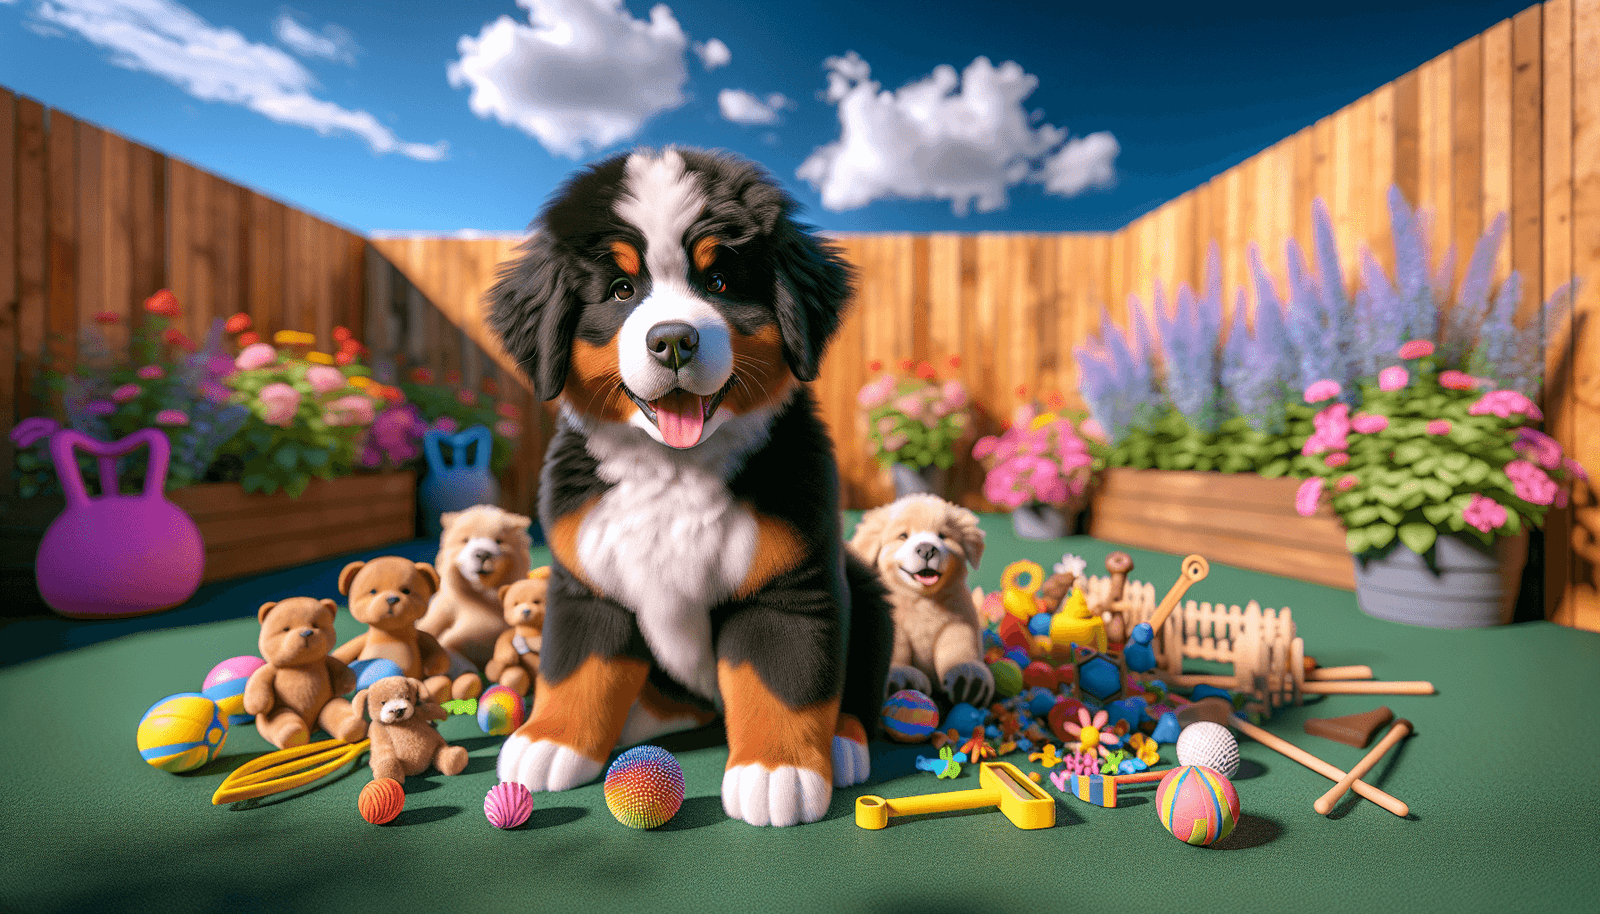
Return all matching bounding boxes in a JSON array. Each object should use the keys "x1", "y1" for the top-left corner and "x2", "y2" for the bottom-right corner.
[
  {"x1": 855, "y1": 762, "x2": 1056, "y2": 830},
  {"x1": 999, "y1": 560, "x2": 1044, "y2": 621}
]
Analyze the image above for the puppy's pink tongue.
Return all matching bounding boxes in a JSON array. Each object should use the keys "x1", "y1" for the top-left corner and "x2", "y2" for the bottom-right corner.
[{"x1": 653, "y1": 390, "x2": 705, "y2": 448}]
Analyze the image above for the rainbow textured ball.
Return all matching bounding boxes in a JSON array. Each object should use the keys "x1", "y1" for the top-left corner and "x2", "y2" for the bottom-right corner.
[
  {"x1": 484, "y1": 781, "x2": 534, "y2": 829},
  {"x1": 359, "y1": 777, "x2": 406, "y2": 824},
  {"x1": 476, "y1": 684, "x2": 527, "y2": 736},
  {"x1": 880, "y1": 690, "x2": 939, "y2": 743},
  {"x1": 604, "y1": 745, "x2": 685, "y2": 829},
  {"x1": 1155, "y1": 765, "x2": 1240, "y2": 847},
  {"x1": 200, "y1": 655, "x2": 265, "y2": 726},
  {"x1": 136, "y1": 693, "x2": 229, "y2": 773},
  {"x1": 988, "y1": 658, "x2": 1024, "y2": 698}
]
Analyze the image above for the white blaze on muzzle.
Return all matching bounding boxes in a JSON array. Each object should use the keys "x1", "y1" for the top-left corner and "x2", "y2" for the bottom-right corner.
[
  {"x1": 379, "y1": 698, "x2": 413, "y2": 724},
  {"x1": 894, "y1": 532, "x2": 949, "y2": 587},
  {"x1": 617, "y1": 288, "x2": 734, "y2": 450},
  {"x1": 455, "y1": 536, "x2": 504, "y2": 586}
]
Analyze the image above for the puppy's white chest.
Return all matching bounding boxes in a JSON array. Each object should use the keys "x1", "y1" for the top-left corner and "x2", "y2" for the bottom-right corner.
[{"x1": 574, "y1": 442, "x2": 757, "y2": 702}]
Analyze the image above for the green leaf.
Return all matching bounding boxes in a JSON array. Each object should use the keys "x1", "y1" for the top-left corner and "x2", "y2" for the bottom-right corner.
[
  {"x1": 1434, "y1": 465, "x2": 1462, "y2": 486},
  {"x1": 1420, "y1": 478, "x2": 1452, "y2": 502},
  {"x1": 1422, "y1": 503, "x2": 1457, "y2": 525},
  {"x1": 275, "y1": 445, "x2": 300, "y2": 469},
  {"x1": 1398, "y1": 522, "x2": 1437, "y2": 556},
  {"x1": 1344, "y1": 505, "x2": 1381, "y2": 527},
  {"x1": 1461, "y1": 459, "x2": 1490, "y2": 485},
  {"x1": 1441, "y1": 453, "x2": 1470, "y2": 472},
  {"x1": 1363, "y1": 523, "x2": 1396, "y2": 549},
  {"x1": 1259, "y1": 458, "x2": 1290, "y2": 478},
  {"x1": 1375, "y1": 504, "x2": 1403, "y2": 525},
  {"x1": 1346, "y1": 527, "x2": 1371, "y2": 554}
]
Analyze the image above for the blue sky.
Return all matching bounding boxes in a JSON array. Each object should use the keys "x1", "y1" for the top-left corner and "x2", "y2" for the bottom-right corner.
[{"x1": 0, "y1": 0, "x2": 1538, "y2": 237}]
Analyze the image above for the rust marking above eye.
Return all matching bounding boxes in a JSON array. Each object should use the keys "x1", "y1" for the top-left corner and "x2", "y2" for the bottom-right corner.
[
  {"x1": 610, "y1": 240, "x2": 640, "y2": 277},
  {"x1": 692, "y1": 236, "x2": 720, "y2": 272}
]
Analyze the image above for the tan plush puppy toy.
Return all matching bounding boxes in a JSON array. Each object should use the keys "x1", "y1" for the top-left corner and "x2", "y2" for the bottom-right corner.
[
  {"x1": 417, "y1": 505, "x2": 534, "y2": 670},
  {"x1": 350, "y1": 676, "x2": 468, "y2": 787},
  {"x1": 485, "y1": 568, "x2": 550, "y2": 696},
  {"x1": 332, "y1": 556, "x2": 478, "y2": 702},
  {"x1": 244, "y1": 597, "x2": 367, "y2": 749}
]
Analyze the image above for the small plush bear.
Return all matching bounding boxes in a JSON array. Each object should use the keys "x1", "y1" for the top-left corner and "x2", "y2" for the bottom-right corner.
[
  {"x1": 351, "y1": 676, "x2": 469, "y2": 787},
  {"x1": 484, "y1": 568, "x2": 549, "y2": 696},
  {"x1": 332, "y1": 556, "x2": 478, "y2": 702},
  {"x1": 244, "y1": 597, "x2": 367, "y2": 749}
]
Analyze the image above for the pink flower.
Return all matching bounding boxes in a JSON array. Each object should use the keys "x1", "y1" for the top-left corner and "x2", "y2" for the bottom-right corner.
[
  {"x1": 882, "y1": 432, "x2": 909, "y2": 452},
  {"x1": 456, "y1": 388, "x2": 478, "y2": 407},
  {"x1": 496, "y1": 402, "x2": 520, "y2": 420},
  {"x1": 1461, "y1": 494, "x2": 1509, "y2": 534},
  {"x1": 1335, "y1": 474, "x2": 1359, "y2": 491},
  {"x1": 112, "y1": 383, "x2": 141, "y2": 403},
  {"x1": 1079, "y1": 417, "x2": 1106, "y2": 442},
  {"x1": 1563, "y1": 456, "x2": 1588, "y2": 482},
  {"x1": 1398, "y1": 340, "x2": 1434, "y2": 360},
  {"x1": 235, "y1": 343, "x2": 278, "y2": 371},
  {"x1": 1505, "y1": 459, "x2": 1559, "y2": 506},
  {"x1": 856, "y1": 376, "x2": 896, "y2": 410},
  {"x1": 1426, "y1": 419, "x2": 1452, "y2": 435},
  {"x1": 305, "y1": 365, "x2": 347, "y2": 395},
  {"x1": 893, "y1": 394, "x2": 926, "y2": 421},
  {"x1": 9, "y1": 417, "x2": 59, "y2": 448},
  {"x1": 1438, "y1": 370, "x2": 1480, "y2": 390},
  {"x1": 1514, "y1": 427, "x2": 1563, "y2": 469},
  {"x1": 1378, "y1": 366, "x2": 1409, "y2": 391},
  {"x1": 495, "y1": 419, "x2": 520, "y2": 439},
  {"x1": 153, "y1": 409, "x2": 189, "y2": 426},
  {"x1": 1470, "y1": 390, "x2": 1543, "y2": 420},
  {"x1": 1295, "y1": 477, "x2": 1324, "y2": 517},
  {"x1": 941, "y1": 379, "x2": 968, "y2": 410},
  {"x1": 200, "y1": 381, "x2": 232, "y2": 403},
  {"x1": 1303, "y1": 379, "x2": 1341, "y2": 403},
  {"x1": 258, "y1": 382, "x2": 301, "y2": 427},
  {"x1": 86, "y1": 400, "x2": 116, "y2": 416},
  {"x1": 1351, "y1": 413, "x2": 1389, "y2": 434},
  {"x1": 433, "y1": 416, "x2": 458, "y2": 433},
  {"x1": 322, "y1": 395, "x2": 375, "y2": 428},
  {"x1": 1302, "y1": 403, "x2": 1350, "y2": 455},
  {"x1": 1324, "y1": 452, "x2": 1350, "y2": 468},
  {"x1": 136, "y1": 365, "x2": 164, "y2": 380}
]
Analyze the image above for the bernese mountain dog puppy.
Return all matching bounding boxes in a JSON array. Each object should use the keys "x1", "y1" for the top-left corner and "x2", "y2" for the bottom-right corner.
[{"x1": 485, "y1": 147, "x2": 894, "y2": 827}]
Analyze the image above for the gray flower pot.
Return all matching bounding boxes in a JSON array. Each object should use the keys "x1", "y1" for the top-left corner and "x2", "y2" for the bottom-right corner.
[
  {"x1": 890, "y1": 463, "x2": 946, "y2": 498},
  {"x1": 1353, "y1": 533, "x2": 1529, "y2": 628},
  {"x1": 1011, "y1": 503, "x2": 1072, "y2": 540}
]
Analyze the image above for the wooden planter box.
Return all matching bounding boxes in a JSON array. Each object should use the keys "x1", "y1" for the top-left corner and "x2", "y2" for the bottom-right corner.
[
  {"x1": 167, "y1": 470, "x2": 418, "y2": 584},
  {"x1": 1088, "y1": 468, "x2": 1356, "y2": 590}
]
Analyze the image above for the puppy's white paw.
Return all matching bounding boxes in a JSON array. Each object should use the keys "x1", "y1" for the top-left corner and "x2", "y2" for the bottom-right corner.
[
  {"x1": 496, "y1": 734, "x2": 603, "y2": 792},
  {"x1": 832, "y1": 734, "x2": 870, "y2": 788},
  {"x1": 886, "y1": 664, "x2": 933, "y2": 697},
  {"x1": 721, "y1": 763, "x2": 831, "y2": 827}
]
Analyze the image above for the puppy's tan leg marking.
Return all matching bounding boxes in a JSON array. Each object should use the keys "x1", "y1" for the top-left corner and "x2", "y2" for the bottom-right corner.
[
  {"x1": 733, "y1": 510, "x2": 808, "y2": 599},
  {"x1": 719, "y1": 660, "x2": 839, "y2": 826},
  {"x1": 547, "y1": 497, "x2": 603, "y2": 593},
  {"x1": 498, "y1": 654, "x2": 650, "y2": 792}
]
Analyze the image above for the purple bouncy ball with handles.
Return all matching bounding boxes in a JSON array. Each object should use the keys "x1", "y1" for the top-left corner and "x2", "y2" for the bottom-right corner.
[{"x1": 35, "y1": 429, "x2": 204, "y2": 618}]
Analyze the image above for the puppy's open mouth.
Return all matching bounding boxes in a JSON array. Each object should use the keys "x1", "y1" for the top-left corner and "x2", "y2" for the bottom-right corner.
[
  {"x1": 623, "y1": 380, "x2": 734, "y2": 449},
  {"x1": 901, "y1": 565, "x2": 943, "y2": 587}
]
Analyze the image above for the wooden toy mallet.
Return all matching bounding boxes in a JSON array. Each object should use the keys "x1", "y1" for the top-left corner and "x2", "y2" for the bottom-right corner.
[
  {"x1": 1146, "y1": 554, "x2": 1211, "y2": 633},
  {"x1": 1314, "y1": 719, "x2": 1413, "y2": 814}
]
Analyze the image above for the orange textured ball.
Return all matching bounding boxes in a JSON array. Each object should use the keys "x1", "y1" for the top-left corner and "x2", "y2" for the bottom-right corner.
[{"x1": 359, "y1": 777, "x2": 405, "y2": 825}]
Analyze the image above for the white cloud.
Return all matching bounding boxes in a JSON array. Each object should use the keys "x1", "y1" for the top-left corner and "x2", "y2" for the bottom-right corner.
[
  {"x1": 692, "y1": 37, "x2": 728, "y2": 70},
  {"x1": 718, "y1": 89, "x2": 790, "y2": 126},
  {"x1": 447, "y1": 0, "x2": 690, "y2": 159},
  {"x1": 273, "y1": 10, "x2": 359, "y2": 66},
  {"x1": 798, "y1": 51, "x2": 1119, "y2": 215},
  {"x1": 27, "y1": 0, "x2": 446, "y2": 160}
]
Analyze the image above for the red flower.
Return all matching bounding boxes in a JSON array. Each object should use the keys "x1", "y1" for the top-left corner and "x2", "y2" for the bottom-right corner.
[
  {"x1": 1015, "y1": 384, "x2": 1028, "y2": 399},
  {"x1": 482, "y1": 378, "x2": 500, "y2": 396},
  {"x1": 333, "y1": 326, "x2": 352, "y2": 342},
  {"x1": 497, "y1": 402, "x2": 520, "y2": 420},
  {"x1": 335, "y1": 351, "x2": 355, "y2": 365},
  {"x1": 445, "y1": 369, "x2": 461, "y2": 384},
  {"x1": 410, "y1": 367, "x2": 434, "y2": 384},
  {"x1": 143, "y1": 289, "x2": 180, "y2": 316},
  {"x1": 237, "y1": 331, "x2": 260, "y2": 347},
  {"x1": 162, "y1": 327, "x2": 197, "y2": 351},
  {"x1": 1046, "y1": 392, "x2": 1066, "y2": 409},
  {"x1": 915, "y1": 361, "x2": 937, "y2": 380},
  {"x1": 456, "y1": 388, "x2": 477, "y2": 406},
  {"x1": 948, "y1": 355, "x2": 962, "y2": 370},
  {"x1": 868, "y1": 359, "x2": 884, "y2": 373},
  {"x1": 94, "y1": 311, "x2": 121, "y2": 325},
  {"x1": 224, "y1": 312, "x2": 252, "y2": 334},
  {"x1": 898, "y1": 358, "x2": 914, "y2": 373}
]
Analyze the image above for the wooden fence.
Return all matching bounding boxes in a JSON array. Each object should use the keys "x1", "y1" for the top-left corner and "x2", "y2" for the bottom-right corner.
[{"x1": 0, "y1": 88, "x2": 551, "y2": 525}]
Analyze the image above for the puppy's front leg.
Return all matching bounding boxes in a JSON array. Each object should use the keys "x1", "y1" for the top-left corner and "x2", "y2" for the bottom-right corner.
[{"x1": 718, "y1": 659, "x2": 840, "y2": 827}]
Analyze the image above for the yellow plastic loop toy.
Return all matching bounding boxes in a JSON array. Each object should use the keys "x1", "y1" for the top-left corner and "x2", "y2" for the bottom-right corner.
[{"x1": 1000, "y1": 560, "x2": 1044, "y2": 621}]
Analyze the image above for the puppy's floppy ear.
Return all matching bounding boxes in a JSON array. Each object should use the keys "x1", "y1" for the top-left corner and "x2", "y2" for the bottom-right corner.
[
  {"x1": 770, "y1": 218, "x2": 855, "y2": 382},
  {"x1": 848, "y1": 505, "x2": 893, "y2": 567},
  {"x1": 485, "y1": 231, "x2": 583, "y2": 401},
  {"x1": 948, "y1": 504, "x2": 986, "y2": 570}
]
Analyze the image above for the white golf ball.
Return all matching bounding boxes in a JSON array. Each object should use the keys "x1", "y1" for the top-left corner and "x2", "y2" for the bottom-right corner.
[{"x1": 1176, "y1": 721, "x2": 1241, "y2": 778}]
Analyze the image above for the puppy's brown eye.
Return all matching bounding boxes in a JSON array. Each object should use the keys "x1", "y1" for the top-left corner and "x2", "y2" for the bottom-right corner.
[
  {"x1": 401, "y1": 587, "x2": 411, "y2": 594},
  {"x1": 610, "y1": 278, "x2": 634, "y2": 301},
  {"x1": 705, "y1": 273, "x2": 726, "y2": 294},
  {"x1": 897, "y1": 532, "x2": 909, "y2": 540},
  {"x1": 369, "y1": 588, "x2": 378, "y2": 595}
]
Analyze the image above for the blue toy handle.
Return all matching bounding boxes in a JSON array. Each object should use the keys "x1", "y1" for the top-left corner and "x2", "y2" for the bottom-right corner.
[
  {"x1": 423, "y1": 425, "x2": 494, "y2": 475},
  {"x1": 49, "y1": 428, "x2": 171, "y2": 508}
]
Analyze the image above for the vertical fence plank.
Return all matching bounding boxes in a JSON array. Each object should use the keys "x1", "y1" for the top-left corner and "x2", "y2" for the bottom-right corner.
[
  {"x1": 1541, "y1": 0, "x2": 1575, "y2": 623},
  {"x1": 75, "y1": 121, "x2": 104, "y2": 345},
  {"x1": 1453, "y1": 34, "x2": 1486, "y2": 290},
  {"x1": 0, "y1": 90, "x2": 16, "y2": 494},
  {"x1": 1512, "y1": 4, "x2": 1546, "y2": 314},
  {"x1": 1483, "y1": 19, "x2": 1515, "y2": 286},
  {"x1": 1370, "y1": 82, "x2": 1398, "y2": 275},
  {"x1": 126, "y1": 141, "x2": 164, "y2": 342},
  {"x1": 46, "y1": 109, "x2": 78, "y2": 373},
  {"x1": 99, "y1": 128, "x2": 132, "y2": 353},
  {"x1": 1392, "y1": 69, "x2": 1422, "y2": 222},
  {"x1": 1564, "y1": 0, "x2": 1600, "y2": 629}
]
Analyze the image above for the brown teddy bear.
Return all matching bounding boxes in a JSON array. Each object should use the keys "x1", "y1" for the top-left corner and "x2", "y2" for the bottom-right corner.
[
  {"x1": 417, "y1": 505, "x2": 533, "y2": 670},
  {"x1": 244, "y1": 597, "x2": 367, "y2": 749},
  {"x1": 331, "y1": 556, "x2": 479, "y2": 702},
  {"x1": 484, "y1": 568, "x2": 549, "y2": 696},
  {"x1": 350, "y1": 676, "x2": 469, "y2": 787}
]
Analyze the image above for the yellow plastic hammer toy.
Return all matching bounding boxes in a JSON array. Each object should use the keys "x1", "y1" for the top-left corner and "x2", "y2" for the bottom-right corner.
[{"x1": 855, "y1": 761, "x2": 1056, "y2": 830}]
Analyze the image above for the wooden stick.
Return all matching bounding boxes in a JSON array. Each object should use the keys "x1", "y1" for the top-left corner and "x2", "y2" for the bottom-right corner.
[
  {"x1": 1306, "y1": 665, "x2": 1374, "y2": 681},
  {"x1": 1314, "y1": 720, "x2": 1413, "y2": 814},
  {"x1": 1301, "y1": 680, "x2": 1435, "y2": 695},
  {"x1": 1146, "y1": 554, "x2": 1209, "y2": 633},
  {"x1": 1230, "y1": 717, "x2": 1410, "y2": 818}
]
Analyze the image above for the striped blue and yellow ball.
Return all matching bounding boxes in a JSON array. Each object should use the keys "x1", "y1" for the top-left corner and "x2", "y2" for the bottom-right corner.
[
  {"x1": 880, "y1": 689, "x2": 939, "y2": 743},
  {"x1": 476, "y1": 685, "x2": 527, "y2": 736},
  {"x1": 200, "y1": 655, "x2": 265, "y2": 726},
  {"x1": 1155, "y1": 765, "x2": 1240, "y2": 847},
  {"x1": 604, "y1": 745, "x2": 685, "y2": 829},
  {"x1": 136, "y1": 693, "x2": 228, "y2": 773}
]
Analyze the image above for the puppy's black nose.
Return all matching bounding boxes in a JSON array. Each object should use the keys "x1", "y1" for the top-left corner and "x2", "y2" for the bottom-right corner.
[
  {"x1": 385, "y1": 595, "x2": 401, "y2": 606},
  {"x1": 473, "y1": 549, "x2": 494, "y2": 562},
  {"x1": 647, "y1": 321, "x2": 698, "y2": 371},
  {"x1": 914, "y1": 542, "x2": 939, "y2": 562}
]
